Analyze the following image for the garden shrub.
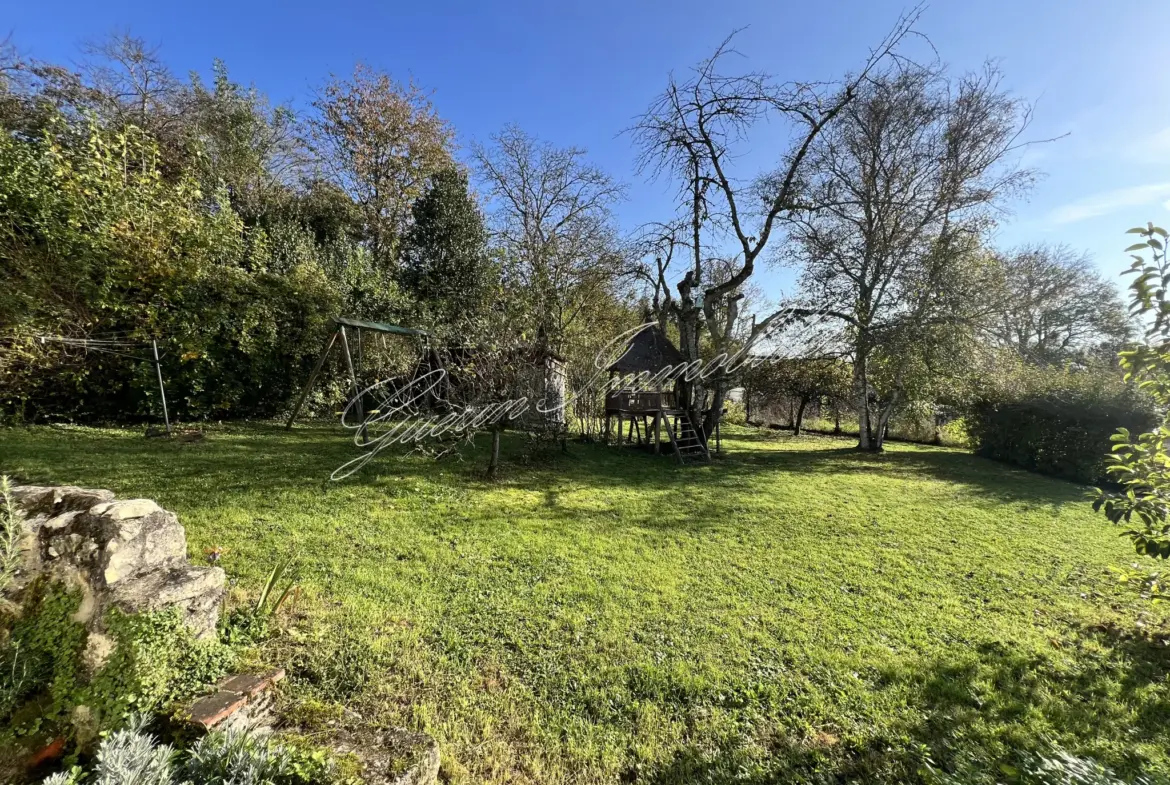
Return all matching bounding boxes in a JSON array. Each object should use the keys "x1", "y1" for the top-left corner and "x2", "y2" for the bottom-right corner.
[
  {"x1": 0, "y1": 580, "x2": 234, "y2": 747},
  {"x1": 721, "y1": 401, "x2": 747, "y2": 425},
  {"x1": 964, "y1": 364, "x2": 1156, "y2": 485},
  {"x1": 0, "y1": 112, "x2": 345, "y2": 425},
  {"x1": 41, "y1": 716, "x2": 353, "y2": 785}
]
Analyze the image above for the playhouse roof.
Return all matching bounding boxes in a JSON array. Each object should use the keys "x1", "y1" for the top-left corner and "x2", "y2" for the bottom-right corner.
[{"x1": 607, "y1": 325, "x2": 686, "y2": 374}]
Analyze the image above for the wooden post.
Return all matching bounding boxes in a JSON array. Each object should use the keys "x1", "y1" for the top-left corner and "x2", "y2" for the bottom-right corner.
[
  {"x1": 653, "y1": 411, "x2": 662, "y2": 454},
  {"x1": 151, "y1": 339, "x2": 171, "y2": 436},
  {"x1": 340, "y1": 327, "x2": 367, "y2": 444},
  {"x1": 286, "y1": 330, "x2": 338, "y2": 430}
]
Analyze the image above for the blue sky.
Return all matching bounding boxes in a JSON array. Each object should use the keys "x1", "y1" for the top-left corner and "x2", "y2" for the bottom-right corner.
[{"x1": 7, "y1": 0, "x2": 1170, "y2": 299}]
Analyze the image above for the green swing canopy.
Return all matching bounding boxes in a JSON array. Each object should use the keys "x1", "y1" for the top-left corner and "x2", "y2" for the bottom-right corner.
[{"x1": 333, "y1": 317, "x2": 429, "y2": 338}]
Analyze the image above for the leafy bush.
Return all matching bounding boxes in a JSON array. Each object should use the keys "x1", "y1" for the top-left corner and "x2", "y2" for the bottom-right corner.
[
  {"x1": 721, "y1": 401, "x2": 747, "y2": 426},
  {"x1": 964, "y1": 363, "x2": 1156, "y2": 484},
  {"x1": 1, "y1": 581, "x2": 234, "y2": 743},
  {"x1": 181, "y1": 727, "x2": 345, "y2": 784},
  {"x1": 0, "y1": 111, "x2": 344, "y2": 424},
  {"x1": 86, "y1": 715, "x2": 175, "y2": 785},
  {"x1": 41, "y1": 716, "x2": 349, "y2": 785},
  {"x1": 1092, "y1": 224, "x2": 1170, "y2": 560}
]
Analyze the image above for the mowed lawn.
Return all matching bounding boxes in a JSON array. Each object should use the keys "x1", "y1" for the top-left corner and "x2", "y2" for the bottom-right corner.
[{"x1": 2, "y1": 423, "x2": 1169, "y2": 784}]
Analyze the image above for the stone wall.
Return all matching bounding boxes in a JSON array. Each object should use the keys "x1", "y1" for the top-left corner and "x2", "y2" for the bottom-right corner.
[
  {"x1": 7, "y1": 484, "x2": 225, "y2": 667},
  {"x1": 4, "y1": 485, "x2": 442, "y2": 785}
]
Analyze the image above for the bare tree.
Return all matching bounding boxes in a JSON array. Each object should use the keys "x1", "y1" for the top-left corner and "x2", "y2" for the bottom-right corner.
[
  {"x1": 789, "y1": 61, "x2": 1037, "y2": 450},
  {"x1": 0, "y1": 34, "x2": 30, "y2": 130},
  {"x1": 0, "y1": 32, "x2": 182, "y2": 146},
  {"x1": 472, "y1": 125, "x2": 627, "y2": 349},
  {"x1": 78, "y1": 32, "x2": 184, "y2": 133},
  {"x1": 0, "y1": 35, "x2": 23, "y2": 89},
  {"x1": 988, "y1": 244, "x2": 1131, "y2": 363},
  {"x1": 631, "y1": 10, "x2": 923, "y2": 444}
]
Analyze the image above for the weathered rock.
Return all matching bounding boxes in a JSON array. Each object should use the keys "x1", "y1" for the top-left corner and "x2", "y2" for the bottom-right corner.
[
  {"x1": 11, "y1": 485, "x2": 114, "y2": 517},
  {"x1": 95, "y1": 509, "x2": 187, "y2": 587},
  {"x1": 9, "y1": 484, "x2": 225, "y2": 643},
  {"x1": 108, "y1": 565, "x2": 225, "y2": 639},
  {"x1": 81, "y1": 632, "x2": 116, "y2": 673},
  {"x1": 89, "y1": 499, "x2": 162, "y2": 522}
]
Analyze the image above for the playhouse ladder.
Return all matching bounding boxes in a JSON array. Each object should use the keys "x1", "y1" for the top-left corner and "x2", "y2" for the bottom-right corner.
[{"x1": 665, "y1": 413, "x2": 711, "y2": 465}]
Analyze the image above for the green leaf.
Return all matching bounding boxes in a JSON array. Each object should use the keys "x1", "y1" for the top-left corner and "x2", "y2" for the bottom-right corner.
[{"x1": 1126, "y1": 243, "x2": 1150, "y2": 252}]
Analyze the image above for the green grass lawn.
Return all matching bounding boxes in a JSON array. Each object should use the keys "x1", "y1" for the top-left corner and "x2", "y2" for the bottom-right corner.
[{"x1": 2, "y1": 423, "x2": 1168, "y2": 784}]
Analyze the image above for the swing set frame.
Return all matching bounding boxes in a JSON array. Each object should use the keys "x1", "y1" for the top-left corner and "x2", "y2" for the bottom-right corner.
[{"x1": 284, "y1": 317, "x2": 429, "y2": 434}]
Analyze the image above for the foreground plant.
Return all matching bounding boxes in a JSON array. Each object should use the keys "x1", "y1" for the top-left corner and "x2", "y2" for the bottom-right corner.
[
  {"x1": 0, "y1": 475, "x2": 25, "y2": 593},
  {"x1": 1092, "y1": 224, "x2": 1170, "y2": 558},
  {"x1": 41, "y1": 715, "x2": 351, "y2": 785}
]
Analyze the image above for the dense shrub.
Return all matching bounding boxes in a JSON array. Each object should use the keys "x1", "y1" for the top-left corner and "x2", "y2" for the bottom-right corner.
[
  {"x1": 0, "y1": 581, "x2": 234, "y2": 750},
  {"x1": 965, "y1": 364, "x2": 1157, "y2": 485},
  {"x1": 0, "y1": 113, "x2": 351, "y2": 424},
  {"x1": 42, "y1": 717, "x2": 352, "y2": 785}
]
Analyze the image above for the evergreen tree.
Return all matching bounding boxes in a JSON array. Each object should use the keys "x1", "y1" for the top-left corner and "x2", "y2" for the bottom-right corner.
[{"x1": 400, "y1": 167, "x2": 497, "y2": 339}]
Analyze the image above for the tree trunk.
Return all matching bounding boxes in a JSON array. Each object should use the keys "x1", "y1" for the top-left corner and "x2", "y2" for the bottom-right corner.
[
  {"x1": 794, "y1": 397, "x2": 808, "y2": 436},
  {"x1": 853, "y1": 351, "x2": 876, "y2": 451},
  {"x1": 486, "y1": 426, "x2": 502, "y2": 478},
  {"x1": 872, "y1": 409, "x2": 890, "y2": 452},
  {"x1": 700, "y1": 378, "x2": 728, "y2": 444},
  {"x1": 833, "y1": 405, "x2": 841, "y2": 435},
  {"x1": 675, "y1": 274, "x2": 709, "y2": 446},
  {"x1": 870, "y1": 391, "x2": 899, "y2": 452}
]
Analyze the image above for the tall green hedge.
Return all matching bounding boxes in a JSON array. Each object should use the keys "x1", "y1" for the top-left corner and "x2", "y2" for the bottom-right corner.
[
  {"x1": 966, "y1": 377, "x2": 1157, "y2": 485},
  {"x1": 0, "y1": 113, "x2": 358, "y2": 423}
]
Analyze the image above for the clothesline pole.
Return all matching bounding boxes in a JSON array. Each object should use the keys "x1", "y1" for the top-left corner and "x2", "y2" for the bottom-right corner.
[{"x1": 152, "y1": 339, "x2": 172, "y2": 435}]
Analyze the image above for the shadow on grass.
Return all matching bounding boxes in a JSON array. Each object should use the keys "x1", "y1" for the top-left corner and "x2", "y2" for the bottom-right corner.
[
  {"x1": 902, "y1": 635, "x2": 1170, "y2": 781},
  {"x1": 1, "y1": 422, "x2": 1086, "y2": 517},
  {"x1": 636, "y1": 735, "x2": 918, "y2": 784},
  {"x1": 635, "y1": 631, "x2": 1170, "y2": 785}
]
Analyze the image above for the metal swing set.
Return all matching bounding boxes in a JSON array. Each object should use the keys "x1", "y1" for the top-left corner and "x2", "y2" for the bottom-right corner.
[{"x1": 284, "y1": 317, "x2": 430, "y2": 439}]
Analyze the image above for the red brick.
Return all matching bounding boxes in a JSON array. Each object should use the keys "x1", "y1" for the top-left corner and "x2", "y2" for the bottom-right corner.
[
  {"x1": 187, "y1": 691, "x2": 247, "y2": 729},
  {"x1": 218, "y1": 668, "x2": 286, "y2": 698}
]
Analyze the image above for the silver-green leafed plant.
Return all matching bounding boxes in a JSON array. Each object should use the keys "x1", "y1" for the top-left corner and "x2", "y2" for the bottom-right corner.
[
  {"x1": 0, "y1": 475, "x2": 26, "y2": 592},
  {"x1": 93, "y1": 715, "x2": 177, "y2": 785}
]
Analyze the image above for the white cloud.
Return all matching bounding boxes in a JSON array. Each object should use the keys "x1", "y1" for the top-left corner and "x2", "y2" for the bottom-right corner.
[{"x1": 1046, "y1": 182, "x2": 1170, "y2": 225}]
